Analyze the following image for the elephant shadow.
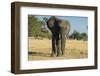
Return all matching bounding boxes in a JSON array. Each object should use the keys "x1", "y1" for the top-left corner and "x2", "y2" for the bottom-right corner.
[{"x1": 28, "y1": 51, "x2": 50, "y2": 57}]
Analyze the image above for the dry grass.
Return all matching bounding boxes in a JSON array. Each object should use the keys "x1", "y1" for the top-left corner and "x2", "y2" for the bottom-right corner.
[{"x1": 28, "y1": 37, "x2": 88, "y2": 61}]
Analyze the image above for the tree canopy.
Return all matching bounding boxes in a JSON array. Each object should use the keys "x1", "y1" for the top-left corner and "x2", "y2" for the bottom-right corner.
[
  {"x1": 28, "y1": 15, "x2": 51, "y2": 39},
  {"x1": 69, "y1": 30, "x2": 87, "y2": 41}
]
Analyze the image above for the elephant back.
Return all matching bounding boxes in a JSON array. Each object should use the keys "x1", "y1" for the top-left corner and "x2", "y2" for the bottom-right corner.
[{"x1": 60, "y1": 20, "x2": 70, "y2": 29}]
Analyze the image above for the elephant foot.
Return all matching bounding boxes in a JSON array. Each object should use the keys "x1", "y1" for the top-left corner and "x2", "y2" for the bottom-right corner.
[
  {"x1": 51, "y1": 53, "x2": 56, "y2": 57},
  {"x1": 51, "y1": 52, "x2": 63, "y2": 57},
  {"x1": 56, "y1": 55, "x2": 61, "y2": 57},
  {"x1": 61, "y1": 52, "x2": 65, "y2": 56},
  {"x1": 56, "y1": 53, "x2": 62, "y2": 57}
]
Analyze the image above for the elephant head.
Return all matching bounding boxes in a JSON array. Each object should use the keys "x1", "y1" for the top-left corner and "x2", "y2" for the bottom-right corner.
[
  {"x1": 47, "y1": 16, "x2": 61, "y2": 29},
  {"x1": 47, "y1": 16, "x2": 70, "y2": 57}
]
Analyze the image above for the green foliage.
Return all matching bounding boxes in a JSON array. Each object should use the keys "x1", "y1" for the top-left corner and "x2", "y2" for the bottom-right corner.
[
  {"x1": 69, "y1": 30, "x2": 88, "y2": 41},
  {"x1": 28, "y1": 15, "x2": 40, "y2": 37},
  {"x1": 28, "y1": 15, "x2": 51, "y2": 39},
  {"x1": 43, "y1": 17, "x2": 48, "y2": 23},
  {"x1": 80, "y1": 32, "x2": 88, "y2": 41}
]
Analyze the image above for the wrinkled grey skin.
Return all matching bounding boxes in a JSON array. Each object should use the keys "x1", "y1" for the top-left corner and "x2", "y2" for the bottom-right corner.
[{"x1": 47, "y1": 16, "x2": 70, "y2": 57}]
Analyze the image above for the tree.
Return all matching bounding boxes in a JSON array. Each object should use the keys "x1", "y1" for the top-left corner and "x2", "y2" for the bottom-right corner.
[
  {"x1": 69, "y1": 30, "x2": 80, "y2": 40},
  {"x1": 80, "y1": 33, "x2": 88, "y2": 41},
  {"x1": 28, "y1": 15, "x2": 42, "y2": 37},
  {"x1": 69, "y1": 30, "x2": 88, "y2": 40},
  {"x1": 43, "y1": 17, "x2": 48, "y2": 23},
  {"x1": 28, "y1": 15, "x2": 51, "y2": 39}
]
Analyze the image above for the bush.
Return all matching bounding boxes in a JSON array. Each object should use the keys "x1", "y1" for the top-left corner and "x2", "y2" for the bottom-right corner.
[{"x1": 69, "y1": 30, "x2": 87, "y2": 40}]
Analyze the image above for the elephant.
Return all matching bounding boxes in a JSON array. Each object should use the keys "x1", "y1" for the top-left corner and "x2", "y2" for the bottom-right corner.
[{"x1": 47, "y1": 16, "x2": 70, "y2": 57}]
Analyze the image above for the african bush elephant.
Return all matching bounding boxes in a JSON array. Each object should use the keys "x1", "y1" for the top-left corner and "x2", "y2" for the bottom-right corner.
[{"x1": 47, "y1": 16, "x2": 70, "y2": 57}]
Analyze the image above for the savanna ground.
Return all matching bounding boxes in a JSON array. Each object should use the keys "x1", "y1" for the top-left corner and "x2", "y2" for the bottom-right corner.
[{"x1": 28, "y1": 37, "x2": 88, "y2": 61}]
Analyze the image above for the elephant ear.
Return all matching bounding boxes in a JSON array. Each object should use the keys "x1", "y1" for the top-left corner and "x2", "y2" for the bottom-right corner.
[{"x1": 47, "y1": 18, "x2": 55, "y2": 28}]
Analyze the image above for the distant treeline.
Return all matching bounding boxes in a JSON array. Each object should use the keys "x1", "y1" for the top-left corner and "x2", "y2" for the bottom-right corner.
[
  {"x1": 68, "y1": 30, "x2": 87, "y2": 41},
  {"x1": 28, "y1": 15, "x2": 87, "y2": 41}
]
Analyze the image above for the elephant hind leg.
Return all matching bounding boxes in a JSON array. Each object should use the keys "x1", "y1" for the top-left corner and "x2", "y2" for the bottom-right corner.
[
  {"x1": 61, "y1": 42, "x2": 65, "y2": 55},
  {"x1": 61, "y1": 32, "x2": 66, "y2": 55}
]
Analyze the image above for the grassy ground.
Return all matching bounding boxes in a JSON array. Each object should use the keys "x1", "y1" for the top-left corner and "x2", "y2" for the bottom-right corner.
[{"x1": 28, "y1": 37, "x2": 88, "y2": 61}]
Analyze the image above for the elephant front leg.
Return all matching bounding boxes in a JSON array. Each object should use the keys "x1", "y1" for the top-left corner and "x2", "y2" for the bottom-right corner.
[
  {"x1": 51, "y1": 35, "x2": 57, "y2": 57},
  {"x1": 56, "y1": 39, "x2": 61, "y2": 56}
]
